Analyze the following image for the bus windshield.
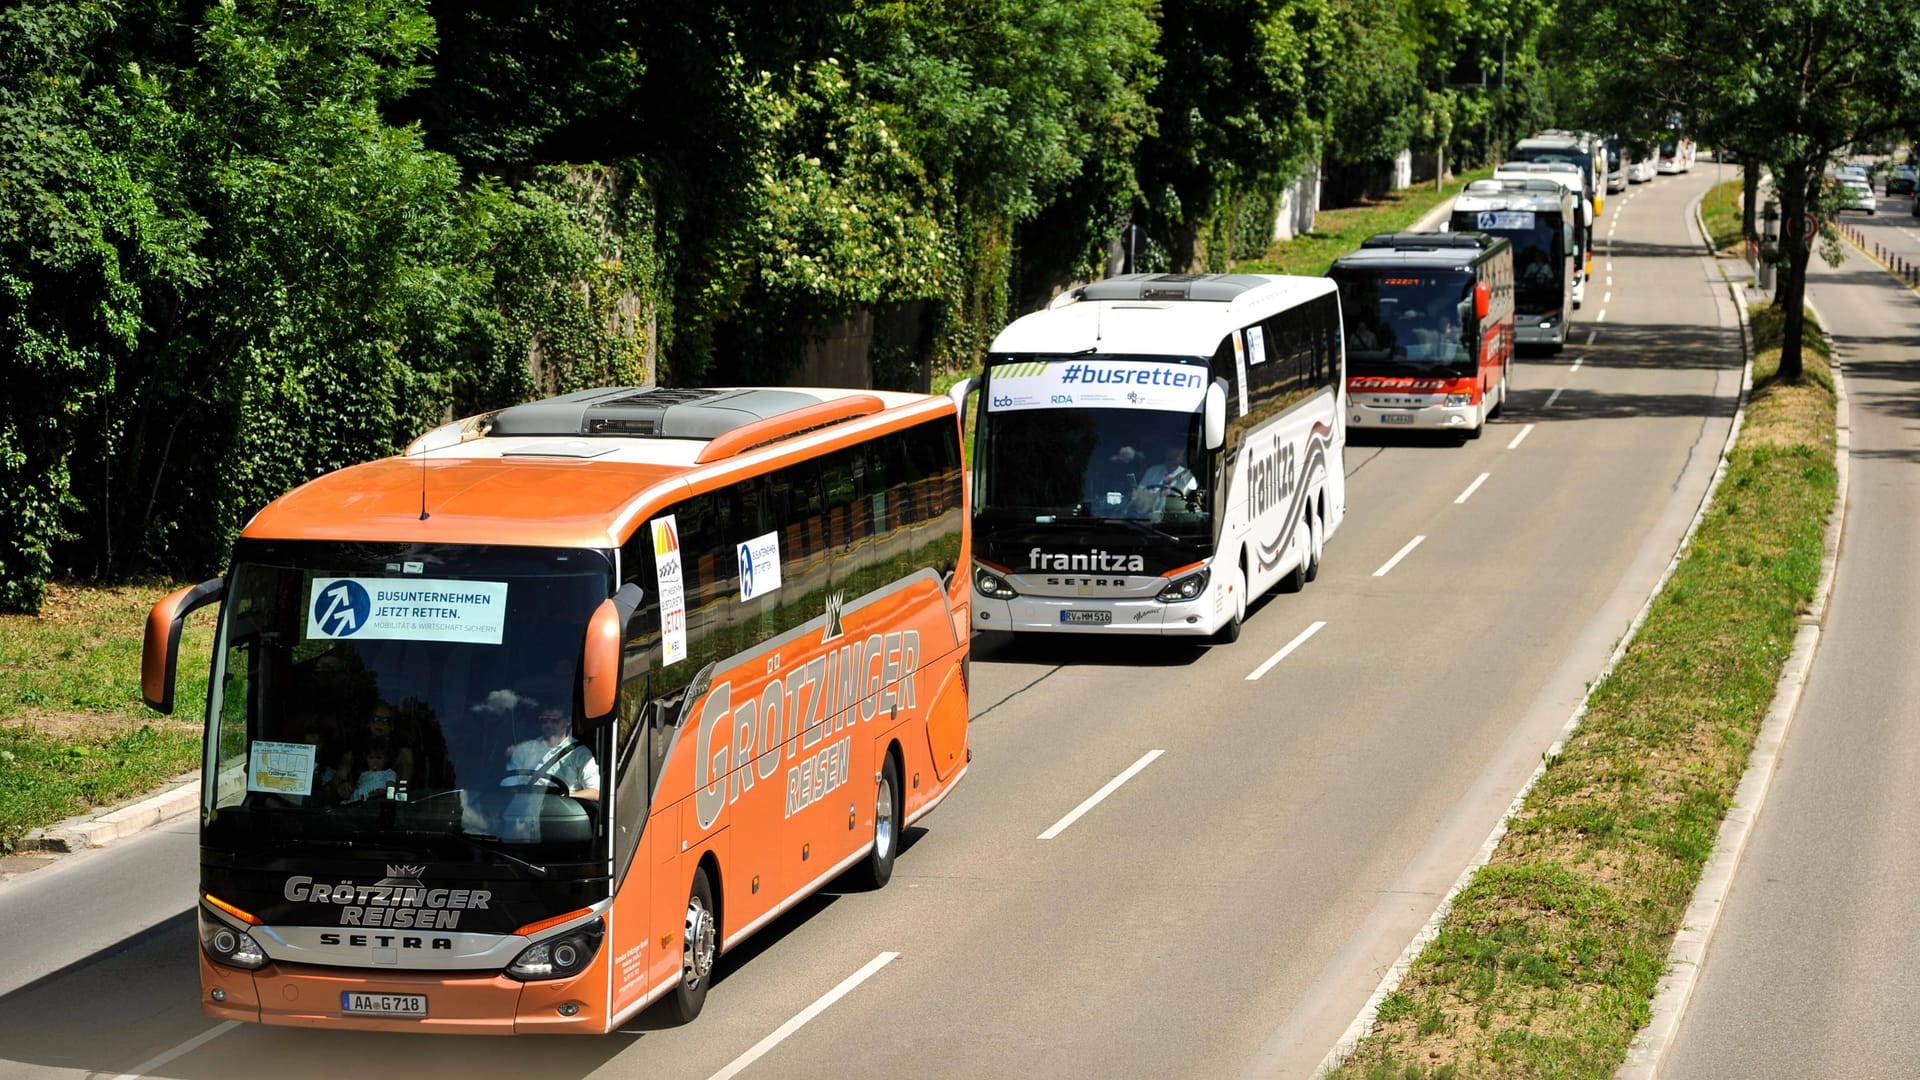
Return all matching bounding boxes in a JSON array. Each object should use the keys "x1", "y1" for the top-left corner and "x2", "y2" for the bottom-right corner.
[
  {"x1": 976, "y1": 404, "x2": 1212, "y2": 536},
  {"x1": 1451, "y1": 211, "x2": 1565, "y2": 311},
  {"x1": 204, "y1": 539, "x2": 616, "y2": 870},
  {"x1": 1329, "y1": 269, "x2": 1476, "y2": 377}
]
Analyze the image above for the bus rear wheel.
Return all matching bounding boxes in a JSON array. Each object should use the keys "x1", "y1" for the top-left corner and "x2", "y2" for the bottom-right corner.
[
  {"x1": 849, "y1": 752, "x2": 902, "y2": 890},
  {"x1": 668, "y1": 867, "x2": 717, "y2": 1024}
]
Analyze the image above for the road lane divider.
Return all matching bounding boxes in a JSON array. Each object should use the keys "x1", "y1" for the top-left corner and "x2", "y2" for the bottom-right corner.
[
  {"x1": 1586, "y1": 330, "x2": 1598, "y2": 345},
  {"x1": 707, "y1": 952, "x2": 901, "y2": 1080},
  {"x1": 1569, "y1": 356, "x2": 1583, "y2": 372},
  {"x1": 1545, "y1": 386, "x2": 1566, "y2": 408},
  {"x1": 1507, "y1": 424, "x2": 1536, "y2": 450},
  {"x1": 1596, "y1": 309, "x2": 1608, "y2": 323},
  {"x1": 1372, "y1": 536, "x2": 1425, "y2": 578},
  {"x1": 1038, "y1": 750, "x2": 1165, "y2": 840},
  {"x1": 111, "y1": 1022, "x2": 239, "y2": 1080},
  {"x1": 1453, "y1": 473, "x2": 1490, "y2": 505},
  {"x1": 1246, "y1": 621, "x2": 1328, "y2": 682}
]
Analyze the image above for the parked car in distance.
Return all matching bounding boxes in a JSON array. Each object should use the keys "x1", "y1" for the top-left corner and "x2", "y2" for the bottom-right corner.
[
  {"x1": 1887, "y1": 165, "x2": 1917, "y2": 196},
  {"x1": 1837, "y1": 178, "x2": 1877, "y2": 215}
]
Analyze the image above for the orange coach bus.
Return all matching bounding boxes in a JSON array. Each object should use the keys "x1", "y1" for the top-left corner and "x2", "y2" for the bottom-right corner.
[{"x1": 142, "y1": 386, "x2": 971, "y2": 1034}]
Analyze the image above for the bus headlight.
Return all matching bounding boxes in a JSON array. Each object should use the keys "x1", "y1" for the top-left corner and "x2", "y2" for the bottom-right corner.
[
  {"x1": 974, "y1": 566, "x2": 1018, "y2": 600},
  {"x1": 199, "y1": 905, "x2": 268, "y2": 970},
  {"x1": 1445, "y1": 393, "x2": 1473, "y2": 408},
  {"x1": 1157, "y1": 568, "x2": 1210, "y2": 603},
  {"x1": 507, "y1": 918, "x2": 605, "y2": 981}
]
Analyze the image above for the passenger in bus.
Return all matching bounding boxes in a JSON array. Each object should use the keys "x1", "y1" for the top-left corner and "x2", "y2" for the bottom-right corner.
[
  {"x1": 1130, "y1": 443, "x2": 1196, "y2": 515},
  {"x1": 503, "y1": 706, "x2": 602, "y2": 800},
  {"x1": 348, "y1": 741, "x2": 398, "y2": 802}
]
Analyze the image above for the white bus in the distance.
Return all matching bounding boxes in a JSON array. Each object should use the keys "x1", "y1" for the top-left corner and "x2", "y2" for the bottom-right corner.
[{"x1": 951, "y1": 273, "x2": 1346, "y2": 645}]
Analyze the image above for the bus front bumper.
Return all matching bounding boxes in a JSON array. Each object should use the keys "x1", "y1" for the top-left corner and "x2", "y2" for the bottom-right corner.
[
  {"x1": 1346, "y1": 397, "x2": 1478, "y2": 432},
  {"x1": 1516, "y1": 314, "x2": 1566, "y2": 346},
  {"x1": 973, "y1": 591, "x2": 1227, "y2": 637},
  {"x1": 199, "y1": 951, "x2": 608, "y2": 1034}
]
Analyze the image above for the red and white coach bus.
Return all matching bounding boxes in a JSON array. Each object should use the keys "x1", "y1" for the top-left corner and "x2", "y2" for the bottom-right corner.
[
  {"x1": 1328, "y1": 231, "x2": 1517, "y2": 439},
  {"x1": 143, "y1": 385, "x2": 970, "y2": 1033}
]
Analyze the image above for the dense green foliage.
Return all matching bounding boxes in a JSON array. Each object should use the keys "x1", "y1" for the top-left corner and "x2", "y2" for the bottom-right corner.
[
  {"x1": 3, "y1": 0, "x2": 1582, "y2": 611},
  {"x1": 1559, "y1": 0, "x2": 1920, "y2": 380}
]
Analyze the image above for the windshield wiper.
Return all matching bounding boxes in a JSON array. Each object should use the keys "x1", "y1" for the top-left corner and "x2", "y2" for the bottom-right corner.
[{"x1": 442, "y1": 833, "x2": 551, "y2": 879}]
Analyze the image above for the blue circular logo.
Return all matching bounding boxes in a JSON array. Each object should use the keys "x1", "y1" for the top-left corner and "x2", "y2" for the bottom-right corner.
[
  {"x1": 738, "y1": 542, "x2": 755, "y2": 597},
  {"x1": 313, "y1": 580, "x2": 371, "y2": 637}
]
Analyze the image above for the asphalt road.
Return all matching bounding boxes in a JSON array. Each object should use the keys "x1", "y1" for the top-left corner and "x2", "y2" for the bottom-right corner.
[
  {"x1": 0, "y1": 166, "x2": 1740, "y2": 1080},
  {"x1": 1663, "y1": 194, "x2": 1920, "y2": 1078}
]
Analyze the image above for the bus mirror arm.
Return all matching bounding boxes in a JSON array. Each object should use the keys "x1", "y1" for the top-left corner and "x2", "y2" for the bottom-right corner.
[
  {"x1": 142, "y1": 577, "x2": 225, "y2": 715},
  {"x1": 582, "y1": 582, "x2": 646, "y2": 725},
  {"x1": 946, "y1": 377, "x2": 976, "y2": 427},
  {"x1": 1204, "y1": 380, "x2": 1228, "y2": 451}
]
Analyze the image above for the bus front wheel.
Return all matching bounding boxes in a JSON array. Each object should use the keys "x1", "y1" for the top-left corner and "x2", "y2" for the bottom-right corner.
[
  {"x1": 669, "y1": 867, "x2": 718, "y2": 1024},
  {"x1": 849, "y1": 752, "x2": 902, "y2": 890},
  {"x1": 1211, "y1": 563, "x2": 1246, "y2": 645}
]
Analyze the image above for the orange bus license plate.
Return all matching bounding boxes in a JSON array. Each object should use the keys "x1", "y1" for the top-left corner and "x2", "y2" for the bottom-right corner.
[{"x1": 341, "y1": 992, "x2": 427, "y2": 1017}]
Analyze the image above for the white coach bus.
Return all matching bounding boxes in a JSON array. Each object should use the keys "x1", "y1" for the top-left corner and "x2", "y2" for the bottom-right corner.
[{"x1": 950, "y1": 273, "x2": 1346, "y2": 645}]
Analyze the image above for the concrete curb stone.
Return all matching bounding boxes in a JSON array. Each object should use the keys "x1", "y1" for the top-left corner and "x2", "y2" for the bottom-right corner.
[{"x1": 19, "y1": 771, "x2": 200, "y2": 854}]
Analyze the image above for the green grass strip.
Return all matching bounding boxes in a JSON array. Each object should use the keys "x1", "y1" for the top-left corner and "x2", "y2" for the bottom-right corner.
[
  {"x1": 1332, "y1": 305, "x2": 1835, "y2": 1079},
  {"x1": 1699, "y1": 180, "x2": 1745, "y2": 255},
  {"x1": 0, "y1": 583, "x2": 214, "y2": 850}
]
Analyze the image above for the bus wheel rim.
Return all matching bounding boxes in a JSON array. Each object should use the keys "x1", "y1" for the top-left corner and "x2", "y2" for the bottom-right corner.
[
  {"x1": 685, "y1": 896, "x2": 715, "y2": 984},
  {"x1": 875, "y1": 772, "x2": 895, "y2": 859}
]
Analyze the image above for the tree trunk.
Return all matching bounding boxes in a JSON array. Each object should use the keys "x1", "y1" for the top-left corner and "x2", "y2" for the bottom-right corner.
[
  {"x1": 1742, "y1": 161, "x2": 1759, "y2": 239},
  {"x1": 1774, "y1": 163, "x2": 1813, "y2": 384}
]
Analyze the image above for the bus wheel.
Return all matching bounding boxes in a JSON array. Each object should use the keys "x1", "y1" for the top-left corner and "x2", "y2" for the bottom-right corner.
[
  {"x1": 669, "y1": 867, "x2": 718, "y2": 1024},
  {"x1": 850, "y1": 752, "x2": 902, "y2": 890},
  {"x1": 1210, "y1": 563, "x2": 1246, "y2": 645},
  {"x1": 1304, "y1": 504, "x2": 1323, "y2": 583},
  {"x1": 1280, "y1": 523, "x2": 1309, "y2": 593}
]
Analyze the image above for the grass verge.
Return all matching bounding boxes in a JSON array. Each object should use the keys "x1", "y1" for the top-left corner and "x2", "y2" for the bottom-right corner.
[
  {"x1": 0, "y1": 582, "x2": 217, "y2": 850},
  {"x1": 1236, "y1": 166, "x2": 1497, "y2": 278},
  {"x1": 1331, "y1": 303, "x2": 1835, "y2": 1080},
  {"x1": 1699, "y1": 179, "x2": 1745, "y2": 255}
]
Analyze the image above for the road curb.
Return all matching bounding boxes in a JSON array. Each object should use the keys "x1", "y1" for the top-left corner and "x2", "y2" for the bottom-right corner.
[
  {"x1": 1614, "y1": 211, "x2": 1851, "y2": 1080},
  {"x1": 1313, "y1": 175, "x2": 1754, "y2": 1080},
  {"x1": 19, "y1": 772, "x2": 200, "y2": 853}
]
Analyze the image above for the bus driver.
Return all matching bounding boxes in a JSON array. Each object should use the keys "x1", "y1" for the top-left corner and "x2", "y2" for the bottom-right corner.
[
  {"x1": 1130, "y1": 442, "x2": 1196, "y2": 515},
  {"x1": 503, "y1": 706, "x2": 602, "y2": 801}
]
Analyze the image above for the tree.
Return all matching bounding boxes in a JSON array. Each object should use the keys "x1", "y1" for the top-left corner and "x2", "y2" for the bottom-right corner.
[
  {"x1": 1133, "y1": 0, "x2": 1342, "y2": 270},
  {"x1": 1577, "y1": 0, "x2": 1920, "y2": 380}
]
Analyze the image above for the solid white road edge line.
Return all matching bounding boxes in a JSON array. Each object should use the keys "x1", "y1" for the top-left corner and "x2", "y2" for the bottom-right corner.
[
  {"x1": 1454, "y1": 473, "x2": 1490, "y2": 505},
  {"x1": 1246, "y1": 621, "x2": 1328, "y2": 682},
  {"x1": 1507, "y1": 424, "x2": 1535, "y2": 450},
  {"x1": 1038, "y1": 750, "x2": 1165, "y2": 840},
  {"x1": 111, "y1": 1022, "x2": 240, "y2": 1080},
  {"x1": 707, "y1": 952, "x2": 900, "y2": 1080},
  {"x1": 1370, "y1": 536, "x2": 1425, "y2": 578}
]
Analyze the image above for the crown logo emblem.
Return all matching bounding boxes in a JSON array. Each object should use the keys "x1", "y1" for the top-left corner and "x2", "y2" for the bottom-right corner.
[
  {"x1": 384, "y1": 864, "x2": 427, "y2": 879},
  {"x1": 823, "y1": 591, "x2": 846, "y2": 642}
]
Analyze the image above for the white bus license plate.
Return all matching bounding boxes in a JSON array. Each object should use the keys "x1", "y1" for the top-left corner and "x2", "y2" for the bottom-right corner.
[
  {"x1": 1060, "y1": 610, "x2": 1110, "y2": 625},
  {"x1": 341, "y1": 992, "x2": 427, "y2": 1017},
  {"x1": 1379, "y1": 413, "x2": 1415, "y2": 425}
]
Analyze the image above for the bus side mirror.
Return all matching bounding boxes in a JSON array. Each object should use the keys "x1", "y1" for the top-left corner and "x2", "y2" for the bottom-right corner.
[
  {"x1": 1204, "y1": 380, "x2": 1228, "y2": 450},
  {"x1": 582, "y1": 582, "x2": 646, "y2": 724},
  {"x1": 1474, "y1": 281, "x2": 1491, "y2": 320},
  {"x1": 143, "y1": 577, "x2": 225, "y2": 714}
]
